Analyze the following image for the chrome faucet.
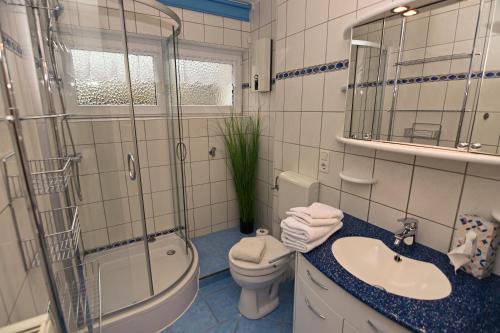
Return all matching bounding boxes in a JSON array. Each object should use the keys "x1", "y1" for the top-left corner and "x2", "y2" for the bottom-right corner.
[{"x1": 393, "y1": 218, "x2": 418, "y2": 246}]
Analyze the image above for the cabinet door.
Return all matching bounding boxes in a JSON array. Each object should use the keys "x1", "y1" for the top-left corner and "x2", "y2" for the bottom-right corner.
[
  {"x1": 294, "y1": 276, "x2": 343, "y2": 333},
  {"x1": 343, "y1": 321, "x2": 361, "y2": 333}
]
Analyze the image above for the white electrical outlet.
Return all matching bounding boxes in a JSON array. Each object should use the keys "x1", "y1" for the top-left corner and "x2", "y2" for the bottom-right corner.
[{"x1": 319, "y1": 150, "x2": 329, "y2": 173}]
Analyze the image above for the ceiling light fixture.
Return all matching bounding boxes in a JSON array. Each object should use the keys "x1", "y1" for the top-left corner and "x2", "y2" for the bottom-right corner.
[
  {"x1": 402, "y1": 9, "x2": 419, "y2": 17},
  {"x1": 391, "y1": 6, "x2": 409, "y2": 13}
]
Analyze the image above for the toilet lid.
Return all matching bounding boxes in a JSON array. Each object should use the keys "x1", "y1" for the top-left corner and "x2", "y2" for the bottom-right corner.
[{"x1": 229, "y1": 235, "x2": 291, "y2": 273}]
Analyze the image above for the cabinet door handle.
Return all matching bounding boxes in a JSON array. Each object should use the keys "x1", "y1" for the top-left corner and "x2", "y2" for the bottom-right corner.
[
  {"x1": 306, "y1": 269, "x2": 328, "y2": 290},
  {"x1": 367, "y1": 319, "x2": 384, "y2": 333},
  {"x1": 304, "y1": 297, "x2": 326, "y2": 320}
]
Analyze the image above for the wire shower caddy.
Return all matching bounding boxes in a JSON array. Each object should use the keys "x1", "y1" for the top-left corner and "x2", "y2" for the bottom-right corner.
[
  {"x1": 55, "y1": 260, "x2": 102, "y2": 333},
  {"x1": 22, "y1": 206, "x2": 81, "y2": 268}
]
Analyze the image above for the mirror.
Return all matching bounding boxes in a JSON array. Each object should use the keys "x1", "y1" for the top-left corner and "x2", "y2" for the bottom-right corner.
[{"x1": 345, "y1": 0, "x2": 500, "y2": 155}]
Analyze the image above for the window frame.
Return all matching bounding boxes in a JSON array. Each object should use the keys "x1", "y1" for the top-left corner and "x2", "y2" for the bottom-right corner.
[
  {"x1": 60, "y1": 31, "x2": 243, "y2": 116},
  {"x1": 61, "y1": 32, "x2": 166, "y2": 116},
  {"x1": 177, "y1": 43, "x2": 242, "y2": 115}
]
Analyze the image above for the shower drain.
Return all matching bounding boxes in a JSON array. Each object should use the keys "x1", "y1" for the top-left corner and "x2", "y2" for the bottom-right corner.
[{"x1": 166, "y1": 249, "x2": 176, "y2": 256}]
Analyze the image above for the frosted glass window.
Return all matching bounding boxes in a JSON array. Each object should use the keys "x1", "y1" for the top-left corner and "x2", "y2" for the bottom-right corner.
[
  {"x1": 177, "y1": 59, "x2": 233, "y2": 106},
  {"x1": 71, "y1": 49, "x2": 157, "y2": 106}
]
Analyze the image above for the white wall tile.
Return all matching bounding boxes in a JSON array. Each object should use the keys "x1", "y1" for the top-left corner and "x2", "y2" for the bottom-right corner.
[
  {"x1": 183, "y1": 22, "x2": 204, "y2": 42},
  {"x1": 204, "y1": 13, "x2": 223, "y2": 27},
  {"x1": 372, "y1": 160, "x2": 413, "y2": 210},
  {"x1": 193, "y1": 183, "x2": 211, "y2": 208},
  {"x1": 302, "y1": 74, "x2": 325, "y2": 111},
  {"x1": 194, "y1": 205, "x2": 212, "y2": 229},
  {"x1": 283, "y1": 112, "x2": 301, "y2": 144},
  {"x1": 210, "y1": 159, "x2": 227, "y2": 182},
  {"x1": 305, "y1": 0, "x2": 329, "y2": 28},
  {"x1": 276, "y1": 3, "x2": 287, "y2": 40},
  {"x1": 304, "y1": 23, "x2": 327, "y2": 67},
  {"x1": 326, "y1": 14, "x2": 355, "y2": 62},
  {"x1": 300, "y1": 112, "x2": 322, "y2": 146},
  {"x1": 191, "y1": 161, "x2": 210, "y2": 185},
  {"x1": 329, "y1": 0, "x2": 357, "y2": 19},
  {"x1": 298, "y1": 145, "x2": 319, "y2": 178},
  {"x1": 458, "y1": 176, "x2": 500, "y2": 222},
  {"x1": 204, "y1": 25, "x2": 223, "y2": 44},
  {"x1": 341, "y1": 153, "x2": 374, "y2": 199},
  {"x1": 104, "y1": 198, "x2": 131, "y2": 226},
  {"x1": 183, "y1": 9, "x2": 204, "y2": 23},
  {"x1": 224, "y1": 28, "x2": 242, "y2": 47},
  {"x1": 340, "y1": 192, "x2": 369, "y2": 221},
  {"x1": 318, "y1": 150, "x2": 343, "y2": 188},
  {"x1": 285, "y1": 31, "x2": 305, "y2": 70},
  {"x1": 224, "y1": 17, "x2": 242, "y2": 30},
  {"x1": 284, "y1": 77, "x2": 303, "y2": 111},
  {"x1": 282, "y1": 143, "x2": 300, "y2": 172},
  {"x1": 408, "y1": 167, "x2": 463, "y2": 227},
  {"x1": 286, "y1": 0, "x2": 306, "y2": 36}
]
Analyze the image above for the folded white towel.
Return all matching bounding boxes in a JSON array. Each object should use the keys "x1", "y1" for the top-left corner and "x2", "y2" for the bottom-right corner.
[
  {"x1": 231, "y1": 237, "x2": 266, "y2": 263},
  {"x1": 290, "y1": 202, "x2": 344, "y2": 220},
  {"x1": 281, "y1": 216, "x2": 340, "y2": 242},
  {"x1": 286, "y1": 210, "x2": 341, "y2": 227},
  {"x1": 281, "y1": 222, "x2": 343, "y2": 253}
]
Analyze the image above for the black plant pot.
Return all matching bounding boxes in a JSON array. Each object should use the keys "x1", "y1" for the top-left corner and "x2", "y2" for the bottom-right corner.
[{"x1": 240, "y1": 218, "x2": 254, "y2": 234}]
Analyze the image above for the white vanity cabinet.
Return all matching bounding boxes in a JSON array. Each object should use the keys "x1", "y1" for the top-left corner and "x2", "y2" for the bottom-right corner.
[{"x1": 293, "y1": 254, "x2": 411, "y2": 333}]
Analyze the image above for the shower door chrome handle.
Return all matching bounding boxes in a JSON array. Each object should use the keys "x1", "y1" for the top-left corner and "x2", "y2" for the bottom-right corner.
[
  {"x1": 127, "y1": 153, "x2": 136, "y2": 180},
  {"x1": 176, "y1": 141, "x2": 187, "y2": 162}
]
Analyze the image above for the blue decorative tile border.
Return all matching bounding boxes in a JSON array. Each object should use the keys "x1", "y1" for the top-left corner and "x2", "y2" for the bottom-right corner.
[
  {"x1": 1, "y1": 31, "x2": 23, "y2": 57},
  {"x1": 276, "y1": 59, "x2": 350, "y2": 81},
  {"x1": 349, "y1": 70, "x2": 500, "y2": 89},
  {"x1": 84, "y1": 227, "x2": 182, "y2": 255}
]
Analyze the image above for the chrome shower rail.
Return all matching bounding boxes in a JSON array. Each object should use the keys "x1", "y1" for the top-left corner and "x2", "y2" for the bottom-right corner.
[{"x1": 22, "y1": 206, "x2": 81, "y2": 268}]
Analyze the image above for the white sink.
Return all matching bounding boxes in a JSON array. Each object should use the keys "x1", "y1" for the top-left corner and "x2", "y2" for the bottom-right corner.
[{"x1": 331, "y1": 237, "x2": 451, "y2": 300}]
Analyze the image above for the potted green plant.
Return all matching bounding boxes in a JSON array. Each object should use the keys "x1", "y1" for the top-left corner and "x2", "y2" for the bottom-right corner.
[{"x1": 221, "y1": 116, "x2": 261, "y2": 234}]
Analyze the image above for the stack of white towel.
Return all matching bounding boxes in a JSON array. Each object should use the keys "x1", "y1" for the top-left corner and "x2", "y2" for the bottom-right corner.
[{"x1": 281, "y1": 202, "x2": 343, "y2": 253}]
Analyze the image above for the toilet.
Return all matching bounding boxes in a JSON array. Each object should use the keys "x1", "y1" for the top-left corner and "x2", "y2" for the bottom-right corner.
[{"x1": 229, "y1": 171, "x2": 319, "y2": 319}]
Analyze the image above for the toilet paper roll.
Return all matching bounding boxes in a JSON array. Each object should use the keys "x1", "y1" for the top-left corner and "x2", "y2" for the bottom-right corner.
[{"x1": 256, "y1": 228, "x2": 269, "y2": 236}]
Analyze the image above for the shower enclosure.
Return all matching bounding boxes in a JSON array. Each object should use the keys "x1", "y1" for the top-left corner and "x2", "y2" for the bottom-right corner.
[{"x1": 0, "y1": 0, "x2": 197, "y2": 331}]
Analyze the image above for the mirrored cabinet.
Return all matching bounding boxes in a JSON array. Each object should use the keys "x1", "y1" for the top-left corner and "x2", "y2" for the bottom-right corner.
[{"x1": 344, "y1": 0, "x2": 500, "y2": 156}]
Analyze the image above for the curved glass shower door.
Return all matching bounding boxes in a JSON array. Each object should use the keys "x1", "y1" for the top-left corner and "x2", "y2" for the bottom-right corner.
[{"x1": 121, "y1": 0, "x2": 192, "y2": 299}]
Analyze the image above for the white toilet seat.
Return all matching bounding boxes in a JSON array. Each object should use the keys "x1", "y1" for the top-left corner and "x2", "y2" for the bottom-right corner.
[
  {"x1": 228, "y1": 235, "x2": 292, "y2": 319},
  {"x1": 229, "y1": 235, "x2": 291, "y2": 277}
]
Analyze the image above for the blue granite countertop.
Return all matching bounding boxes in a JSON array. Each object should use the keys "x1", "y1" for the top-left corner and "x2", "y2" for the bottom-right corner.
[{"x1": 303, "y1": 214, "x2": 500, "y2": 333}]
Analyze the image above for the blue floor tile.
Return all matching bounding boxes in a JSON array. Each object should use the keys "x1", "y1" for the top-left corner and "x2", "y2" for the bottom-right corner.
[
  {"x1": 206, "y1": 319, "x2": 238, "y2": 333},
  {"x1": 194, "y1": 227, "x2": 247, "y2": 278},
  {"x1": 236, "y1": 318, "x2": 282, "y2": 333},
  {"x1": 166, "y1": 275, "x2": 294, "y2": 333},
  {"x1": 200, "y1": 275, "x2": 238, "y2": 297},
  {"x1": 166, "y1": 229, "x2": 291, "y2": 333},
  {"x1": 281, "y1": 323, "x2": 293, "y2": 333},
  {"x1": 204, "y1": 282, "x2": 242, "y2": 322},
  {"x1": 165, "y1": 297, "x2": 217, "y2": 333}
]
